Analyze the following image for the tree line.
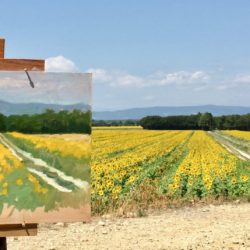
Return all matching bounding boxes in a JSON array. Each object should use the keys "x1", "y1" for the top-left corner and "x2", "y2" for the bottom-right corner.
[
  {"x1": 139, "y1": 112, "x2": 250, "y2": 131},
  {"x1": 92, "y1": 119, "x2": 139, "y2": 126},
  {"x1": 0, "y1": 109, "x2": 91, "y2": 134}
]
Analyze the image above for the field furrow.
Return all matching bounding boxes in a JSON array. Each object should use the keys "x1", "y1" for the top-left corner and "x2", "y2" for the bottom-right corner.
[
  {"x1": 210, "y1": 131, "x2": 250, "y2": 160},
  {"x1": 0, "y1": 133, "x2": 88, "y2": 191}
]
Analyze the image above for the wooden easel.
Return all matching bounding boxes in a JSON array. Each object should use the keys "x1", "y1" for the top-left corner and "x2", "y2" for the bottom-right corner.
[{"x1": 0, "y1": 37, "x2": 44, "y2": 249}]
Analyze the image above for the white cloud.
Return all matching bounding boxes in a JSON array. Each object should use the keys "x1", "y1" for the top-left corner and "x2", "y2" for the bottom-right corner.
[
  {"x1": 86, "y1": 68, "x2": 111, "y2": 81},
  {"x1": 45, "y1": 56, "x2": 79, "y2": 72},
  {"x1": 88, "y1": 68, "x2": 210, "y2": 88},
  {"x1": 191, "y1": 71, "x2": 209, "y2": 80},
  {"x1": 87, "y1": 68, "x2": 144, "y2": 87},
  {"x1": 143, "y1": 95, "x2": 156, "y2": 101},
  {"x1": 115, "y1": 74, "x2": 144, "y2": 87},
  {"x1": 215, "y1": 74, "x2": 250, "y2": 90},
  {"x1": 216, "y1": 85, "x2": 230, "y2": 90},
  {"x1": 157, "y1": 71, "x2": 209, "y2": 86},
  {"x1": 234, "y1": 74, "x2": 250, "y2": 83}
]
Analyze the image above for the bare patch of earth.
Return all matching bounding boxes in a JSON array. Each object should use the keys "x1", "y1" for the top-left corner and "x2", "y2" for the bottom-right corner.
[
  {"x1": 8, "y1": 203, "x2": 250, "y2": 250},
  {"x1": 209, "y1": 131, "x2": 250, "y2": 160}
]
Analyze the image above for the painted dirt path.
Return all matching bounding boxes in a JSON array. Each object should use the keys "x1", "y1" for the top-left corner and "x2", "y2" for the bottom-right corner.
[
  {"x1": 8, "y1": 203, "x2": 250, "y2": 250},
  {"x1": 0, "y1": 133, "x2": 89, "y2": 193},
  {"x1": 209, "y1": 131, "x2": 250, "y2": 160}
]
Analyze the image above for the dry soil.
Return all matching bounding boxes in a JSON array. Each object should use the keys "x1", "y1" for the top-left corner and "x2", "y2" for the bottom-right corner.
[{"x1": 8, "y1": 202, "x2": 250, "y2": 250}]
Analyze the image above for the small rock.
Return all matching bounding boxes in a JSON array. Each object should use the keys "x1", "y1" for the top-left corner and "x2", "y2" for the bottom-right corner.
[
  {"x1": 98, "y1": 220, "x2": 105, "y2": 226},
  {"x1": 232, "y1": 241, "x2": 240, "y2": 244},
  {"x1": 102, "y1": 214, "x2": 111, "y2": 219},
  {"x1": 126, "y1": 212, "x2": 136, "y2": 218},
  {"x1": 202, "y1": 208, "x2": 209, "y2": 212},
  {"x1": 55, "y1": 222, "x2": 64, "y2": 226},
  {"x1": 123, "y1": 220, "x2": 129, "y2": 226}
]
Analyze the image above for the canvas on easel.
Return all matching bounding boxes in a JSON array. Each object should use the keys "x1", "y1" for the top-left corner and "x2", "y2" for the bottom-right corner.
[{"x1": 0, "y1": 38, "x2": 91, "y2": 231}]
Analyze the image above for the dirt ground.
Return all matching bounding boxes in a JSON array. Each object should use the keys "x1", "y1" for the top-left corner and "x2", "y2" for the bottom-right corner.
[{"x1": 7, "y1": 202, "x2": 250, "y2": 250}]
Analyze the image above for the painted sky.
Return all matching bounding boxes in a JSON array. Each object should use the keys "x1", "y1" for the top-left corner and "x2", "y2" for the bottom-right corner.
[
  {"x1": 1, "y1": 1, "x2": 250, "y2": 110},
  {"x1": 0, "y1": 72, "x2": 91, "y2": 105}
]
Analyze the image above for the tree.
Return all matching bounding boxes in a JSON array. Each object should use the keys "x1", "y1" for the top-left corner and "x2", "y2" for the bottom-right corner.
[
  {"x1": 198, "y1": 112, "x2": 214, "y2": 130},
  {"x1": 140, "y1": 116, "x2": 164, "y2": 129},
  {"x1": 0, "y1": 113, "x2": 6, "y2": 132}
]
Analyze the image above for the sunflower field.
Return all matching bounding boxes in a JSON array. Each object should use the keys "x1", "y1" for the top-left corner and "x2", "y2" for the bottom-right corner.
[{"x1": 92, "y1": 127, "x2": 250, "y2": 213}]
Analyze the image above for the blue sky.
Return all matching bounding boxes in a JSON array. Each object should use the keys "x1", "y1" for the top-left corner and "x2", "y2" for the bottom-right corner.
[{"x1": 1, "y1": 1, "x2": 250, "y2": 110}]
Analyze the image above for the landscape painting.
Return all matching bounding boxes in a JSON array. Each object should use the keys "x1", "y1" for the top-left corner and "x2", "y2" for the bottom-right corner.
[{"x1": 0, "y1": 71, "x2": 91, "y2": 224}]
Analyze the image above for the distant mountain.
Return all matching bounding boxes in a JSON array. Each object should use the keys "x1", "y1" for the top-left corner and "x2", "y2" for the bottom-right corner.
[
  {"x1": 93, "y1": 105, "x2": 250, "y2": 120},
  {"x1": 2, "y1": 101, "x2": 249, "y2": 119},
  {"x1": 0, "y1": 100, "x2": 90, "y2": 115}
]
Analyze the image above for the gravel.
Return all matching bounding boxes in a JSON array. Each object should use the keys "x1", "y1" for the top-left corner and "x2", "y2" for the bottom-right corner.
[{"x1": 8, "y1": 203, "x2": 250, "y2": 250}]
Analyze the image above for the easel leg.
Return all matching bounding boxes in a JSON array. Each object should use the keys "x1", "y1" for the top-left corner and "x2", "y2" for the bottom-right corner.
[{"x1": 0, "y1": 237, "x2": 7, "y2": 250}]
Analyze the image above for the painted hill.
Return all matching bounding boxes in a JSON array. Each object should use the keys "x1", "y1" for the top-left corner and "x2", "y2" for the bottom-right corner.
[{"x1": 0, "y1": 100, "x2": 90, "y2": 115}]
